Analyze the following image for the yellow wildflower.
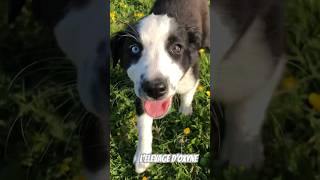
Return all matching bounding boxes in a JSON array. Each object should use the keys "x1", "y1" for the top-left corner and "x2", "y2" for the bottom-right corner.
[
  {"x1": 119, "y1": 2, "x2": 128, "y2": 8},
  {"x1": 282, "y1": 76, "x2": 297, "y2": 90},
  {"x1": 59, "y1": 163, "x2": 70, "y2": 173},
  {"x1": 206, "y1": 91, "x2": 211, "y2": 97},
  {"x1": 308, "y1": 93, "x2": 320, "y2": 111},
  {"x1": 59, "y1": 157, "x2": 72, "y2": 173},
  {"x1": 199, "y1": 48, "x2": 205, "y2": 53},
  {"x1": 142, "y1": 176, "x2": 148, "y2": 180},
  {"x1": 183, "y1": 127, "x2": 191, "y2": 135},
  {"x1": 197, "y1": 84, "x2": 204, "y2": 91},
  {"x1": 134, "y1": 12, "x2": 145, "y2": 18},
  {"x1": 110, "y1": 11, "x2": 116, "y2": 22}
]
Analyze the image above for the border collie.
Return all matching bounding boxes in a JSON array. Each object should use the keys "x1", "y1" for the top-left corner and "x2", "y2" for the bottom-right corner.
[
  {"x1": 212, "y1": 0, "x2": 285, "y2": 168},
  {"x1": 111, "y1": 0, "x2": 209, "y2": 173},
  {"x1": 8, "y1": 0, "x2": 108, "y2": 179}
]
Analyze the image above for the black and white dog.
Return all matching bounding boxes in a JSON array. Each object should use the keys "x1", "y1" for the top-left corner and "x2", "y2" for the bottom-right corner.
[
  {"x1": 212, "y1": 0, "x2": 285, "y2": 168},
  {"x1": 111, "y1": 0, "x2": 209, "y2": 173},
  {"x1": 9, "y1": 0, "x2": 108, "y2": 179}
]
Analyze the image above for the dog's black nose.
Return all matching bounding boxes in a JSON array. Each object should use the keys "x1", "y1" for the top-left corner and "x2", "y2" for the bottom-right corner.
[{"x1": 141, "y1": 78, "x2": 168, "y2": 99}]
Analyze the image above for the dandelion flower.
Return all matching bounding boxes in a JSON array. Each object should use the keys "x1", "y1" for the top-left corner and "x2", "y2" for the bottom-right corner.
[
  {"x1": 183, "y1": 127, "x2": 191, "y2": 135},
  {"x1": 197, "y1": 84, "x2": 204, "y2": 91},
  {"x1": 110, "y1": 11, "x2": 116, "y2": 22},
  {"x1": 282, "y1": 76, "x2": 297, "y2": 90},
  {"x1": 206, "y1": 91, "x2": 211, "y2": 97},
  {"x1": 119, "y1": 2, "x2": 128, "y2": 8},
  {"x1": 134, "y1": 12, "x2": 145, "y2": 18},
  {"x1": 142, "y1": 176, "x2": 148, "y2": 180},
  {"x1": 199, "y1": 48, "x2": 205, "y2": 53},
  {"x1": 59, "y1": 163, "x2": 70, "y2": 173},
  {"x1": 308, "y1": 92, "x2": 320, "y2": 111}
]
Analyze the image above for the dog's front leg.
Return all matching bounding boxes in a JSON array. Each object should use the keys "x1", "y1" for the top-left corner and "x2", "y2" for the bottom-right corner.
[
  {"x1": 134, "y1": 114, "x2": 153, "y2": 173},
  {"x1": 220, "y1": 101, "x2": 265, "y2": 168},
  {"x1": 179, "y1": 80, "x2": 199, "y2": 115},
  {"x1": 133, "y1": 99, "x2": 153, "y2": 173},
  {"x1": 220, "y1": 59, "x2": 286, "y2": 168}
]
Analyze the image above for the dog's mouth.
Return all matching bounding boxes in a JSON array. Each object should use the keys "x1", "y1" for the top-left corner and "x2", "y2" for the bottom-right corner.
[{"x1": 143, "y1": 97, "x2": 172, "y2": 119}]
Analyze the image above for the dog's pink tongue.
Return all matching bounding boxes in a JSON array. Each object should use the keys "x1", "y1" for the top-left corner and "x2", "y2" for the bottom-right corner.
[{"x1": 144, "y1": 98, "x2": 171, "y2": 119}]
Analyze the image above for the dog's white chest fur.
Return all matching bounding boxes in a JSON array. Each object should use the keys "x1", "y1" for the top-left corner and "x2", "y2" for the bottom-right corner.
[
  {"x1": 213, "y1": 1, "x2": 286, "y2": 168},
  {"x1": 215, "y1": 17, "x2": 275, "y2": 103},
  {"x1": 177, "y1": 68, "x2": 197, "y2": 94}
]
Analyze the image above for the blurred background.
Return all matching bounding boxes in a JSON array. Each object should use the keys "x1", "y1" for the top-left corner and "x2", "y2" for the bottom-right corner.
[
  {"x1": 0, "y1": 1, "x2": 89, "y2": 179},
  {"x1": 214, "y1": 0, "x2": 320, "y2": 179},
  {"x1": 0, "y1": 0, "x2": 319, "y2": 179}
]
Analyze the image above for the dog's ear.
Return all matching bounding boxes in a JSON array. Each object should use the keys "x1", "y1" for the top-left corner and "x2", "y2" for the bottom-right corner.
[
  {"x1": 110, "y1": 31, "x2": 126, "y2": 68},
  {"x1": 8, "y1": 0, "x2": 26, "y2": 24},
  {"x1": 201, "y1": 5, "x2": 210, "y2": 51},
  {"x1": 201, "y1": 14, "x2": 210, "y2": 51},
  {"x1": 187, "y1": 27, "x2": 202, "y2": 51},
  {"x1": 187, "y1": 26, "x2": 210, "y2": 53}
]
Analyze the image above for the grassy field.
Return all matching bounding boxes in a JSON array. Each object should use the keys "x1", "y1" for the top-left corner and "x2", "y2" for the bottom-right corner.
[
  {"x1": 0, "y1": 0, "x2": 319, "y2": 179},
  {"x1": 110, "y1": 1, "x2": 211, "y2": 179}
]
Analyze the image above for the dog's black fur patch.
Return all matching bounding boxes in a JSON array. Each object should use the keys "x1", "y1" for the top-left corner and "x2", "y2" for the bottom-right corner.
[
  {"x1": 111, "y1": 30, "x2": 142, "y2": 69},
  {"x1": 151, "y1": 0, "x2": 210, "y2": 49},
  {"x1": 214, "y1": 0, "x2": 284, "y2": 59},
  {"x1": 135, "y1": 98, "x2": 144, "y2": 116}
]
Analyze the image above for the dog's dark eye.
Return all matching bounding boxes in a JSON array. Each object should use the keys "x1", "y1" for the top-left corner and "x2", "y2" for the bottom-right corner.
[
  {"x1": 129, "y1": 44, "x2": 141, "y2": 55},
  {"x1": 170, "y1": 44, "x2": 182, "y2": 55}
]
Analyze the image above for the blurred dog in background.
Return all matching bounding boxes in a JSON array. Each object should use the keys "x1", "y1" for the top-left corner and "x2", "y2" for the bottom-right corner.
[
  {"x1": 212, "y1": 0, "x2": 285, "y2": 168},
  {"x1": 8, "y1": 0, "x2": 108, "y2": 179}
]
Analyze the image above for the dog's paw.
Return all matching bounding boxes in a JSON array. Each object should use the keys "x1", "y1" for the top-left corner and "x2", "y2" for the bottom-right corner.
[
  {"x1": 179, "y1": 104, "x2": 193, "y2": 115},
  {"x1": 133, "y1": 151, "x2": 151, "y2": 174},
  {"x1": 221, "y1": 138, "x2": 264, "y2": 169},
  {"x1": 135, "y1": 161, "x2": 151, "y2": 174}
]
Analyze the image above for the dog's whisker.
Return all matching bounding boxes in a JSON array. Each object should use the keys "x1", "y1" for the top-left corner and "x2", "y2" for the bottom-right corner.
[
  {"x1": 29, "y1": 72, "x2": 76, "y2": 91},
  {"x1": 8, "y1": 58, "x2": 75, "y2": 91},
  {"x1": 119, "y1": 33, "x2": 139, "y2": 42},
  {"x1": 20, "y1": 117, "x2": 30, "y2": 150},
  {"x1": 59, "y1": 105, "x2": 83, "y2": 154},
  {"x1": 64, "y1": 110, "x2": 88, "y2": 153},
  {"x1": 4, "y1": 116, "x2": 20, "y2": 158},
  {"x1": 39, "y1": 139, "x2": 54, "y2": 163},
  {"x1": 116, "y1": 19, "x2": 140, "y2": 37},
  {"x1": 111, "y1": 79, "x2": 131, "y2": 89},
  {"x1": 43, "y1": 85, "x2": 78, "y2": 99},
  {"x1": 53, "y1": 97, "x2": 74, "y2": 112},
  {"x1": 32, "y1": 79, "x2": 77, "y2": 92}
]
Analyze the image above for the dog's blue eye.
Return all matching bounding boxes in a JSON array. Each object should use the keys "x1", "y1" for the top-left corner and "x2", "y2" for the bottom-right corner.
[{"x1": 130, "y1": 45, "x2": 140, "y2": 54}]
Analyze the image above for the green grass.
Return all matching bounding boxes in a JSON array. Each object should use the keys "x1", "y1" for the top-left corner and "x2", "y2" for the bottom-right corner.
[{"x1": 110, "y1": 1, "x2": 211, "y2": 179}]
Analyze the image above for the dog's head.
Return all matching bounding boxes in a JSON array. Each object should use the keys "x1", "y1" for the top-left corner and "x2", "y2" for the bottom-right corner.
[{"x1": 111, "y1": 14, "x2": 202, "y2": 118}]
